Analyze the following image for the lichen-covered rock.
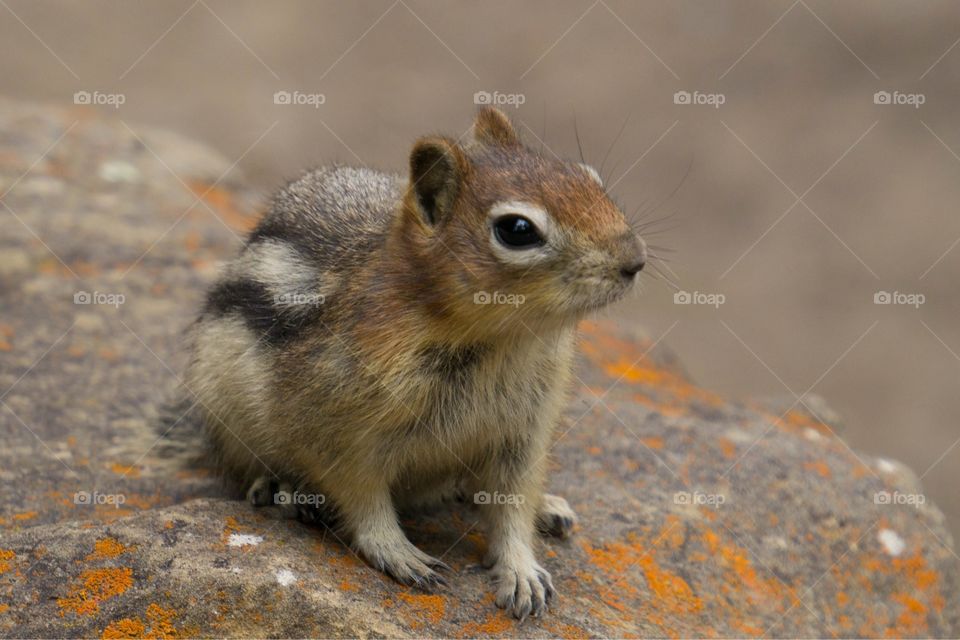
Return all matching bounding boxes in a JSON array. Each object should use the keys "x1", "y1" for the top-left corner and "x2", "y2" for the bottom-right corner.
[{"x1": 0, "y1": 99, "x2": 957, "y2": 638}]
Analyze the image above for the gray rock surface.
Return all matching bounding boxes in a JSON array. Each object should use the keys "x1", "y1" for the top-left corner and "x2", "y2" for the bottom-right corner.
[{"x1": 0, "y1": 98, "x2": 957, "y2": 638}]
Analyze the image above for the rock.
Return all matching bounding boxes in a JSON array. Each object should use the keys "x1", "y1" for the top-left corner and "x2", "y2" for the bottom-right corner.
[{"x1": 0, "y1": 98, "x2": 957, "y2": 638}]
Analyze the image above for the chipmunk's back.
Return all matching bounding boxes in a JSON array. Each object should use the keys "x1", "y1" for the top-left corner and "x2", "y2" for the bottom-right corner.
[{"x1": 249, "y1": 166, "x2": 403, "y2": 270}]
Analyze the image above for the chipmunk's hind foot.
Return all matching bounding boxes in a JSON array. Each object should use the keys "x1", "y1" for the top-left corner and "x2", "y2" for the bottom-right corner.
[
  {"x1": 246, "y1": 477, "x2": 309, "y2": 520},
  {"x1": 536, "y1": 493, "x2": 577, "y2": 539},
  {"x1": 246, "y1": 476, "x2": 276, "y2": 506}
]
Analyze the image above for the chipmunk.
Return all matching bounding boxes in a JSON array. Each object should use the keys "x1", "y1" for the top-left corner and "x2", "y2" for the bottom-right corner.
[{"x1": 185, "y1": 107, "x2": 646, "y2": 620}]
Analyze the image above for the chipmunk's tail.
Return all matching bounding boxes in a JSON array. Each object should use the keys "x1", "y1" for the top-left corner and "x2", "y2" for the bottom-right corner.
[{"x1": 152, "y1": 384, "x2": 209, "y2": 466}]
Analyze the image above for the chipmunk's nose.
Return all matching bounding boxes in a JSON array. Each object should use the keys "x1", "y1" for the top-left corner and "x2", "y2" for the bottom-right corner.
[
  {"x1": 618, "y1": 235, "x2": 647, "y2": 279},
  {"x1": 620, "y1": 259, "x2": 645, "y2": 278}
]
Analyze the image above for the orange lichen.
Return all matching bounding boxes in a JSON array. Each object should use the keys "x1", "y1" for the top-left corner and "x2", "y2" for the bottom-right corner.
[
  {"x1": 101, "y1": 603, "x2": 179, "y2": 639},
  {"x1": 144, "y1": 604, "x2": 179, "y2": 639},
  {"x1": 542, "y1": 619, "x2": 590, "y2": 639},
  {"x1": 459, "y1": 611, "x2": 514, "y2": 636},
  {"x1": 220, "y1": 516, "x2": 244, "y2": 545},
  {"x1": 696, "y1": 528, "x2": 799, "y2": 633},
  {"x1": 579, "y1": 321, "x2": 726, "y2": 420},
  {"x1": 87, "y1": 537, "x2": 133, "y2": 561},
  {"x1": 0, "y1": 604, "x2": 8, "y2": 614},
  {"x1": 731, "y1": 619, "x2": 765, "y2": 636},
  {"x1": 101, "y1": 618, "x2": 146, "y2": 638},
  {"x1": 0, "y1": 549, "x2": 14, "y2": 574},
  {"x1": 718, "y1": 437, "x2": 737, "y2": 459},
  {"x1": 803, "y1": 461, "x2": 832, "y2": 478},
  {"x1": 325, "y1": 551, "x2": 364, "y2": 569},
  {"x1": 892, "y1": 554, "x2": 938, "y2": 593},
  {"x1": 781, "y1": 409, "x2": 833, "y2": 435},
  {"x1": 58, "y1": 567, "x2": 134, "y2": 616},
  {"x1": 892, "y1": 594, "x2": 926, "y2": 635},
  {"x1": 12, "y1": 511, "x2": 37, "y2": 521},
  {"x1": 338, "y1": 580, "x2": 359, "y2": 592},
  {"x1": 108, "y1": 462, "x2": 140, "y2": 477},
  {"x1": 640, "y1": 436, "x2": 664, "y2": 450},
  {"x1": 582, "y1": 527, "x2": 702, "y2": 635},
  {"x1": 396, "y1": 592, "x2": 446, "y2": 628}
]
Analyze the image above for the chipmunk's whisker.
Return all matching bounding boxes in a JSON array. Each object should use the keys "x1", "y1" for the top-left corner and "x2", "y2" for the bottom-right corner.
[{"x1": 600, "y1": 112, "x2": 631, "y2": 182}]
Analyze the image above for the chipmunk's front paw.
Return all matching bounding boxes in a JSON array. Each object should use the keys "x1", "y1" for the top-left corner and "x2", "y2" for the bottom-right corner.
[
  {"x1": 490, "y1": 556, "x2": 555, "y2": 620},
  {"x1": 356, "y1": 534, "x2": 450, "y2": 591}
]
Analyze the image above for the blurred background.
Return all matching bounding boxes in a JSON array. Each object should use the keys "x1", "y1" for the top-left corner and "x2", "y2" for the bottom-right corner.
[{"x1": 2, "y1": 0, "x2": 958, "y2": 541}]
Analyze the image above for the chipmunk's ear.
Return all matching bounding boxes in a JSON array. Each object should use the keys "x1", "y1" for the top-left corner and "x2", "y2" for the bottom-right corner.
[
  {"x1": 472, "y1": 107, "x2": 519, "y2": 147},
  {"x1": 409, "y1": 136, "x2": 468, "y2": 226}
]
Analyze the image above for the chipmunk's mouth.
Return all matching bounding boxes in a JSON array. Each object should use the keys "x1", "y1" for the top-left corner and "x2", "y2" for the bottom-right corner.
[{"x1": 566, "y1": 275, "x2": 634, "y2": 313}]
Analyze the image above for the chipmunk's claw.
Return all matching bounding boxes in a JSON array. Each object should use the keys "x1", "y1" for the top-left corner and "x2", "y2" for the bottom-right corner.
[{"x1": 361, "y1": 536, "x2": 450, "y2": 592}]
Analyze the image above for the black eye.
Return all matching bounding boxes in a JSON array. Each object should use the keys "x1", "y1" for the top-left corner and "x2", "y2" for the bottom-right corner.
[{"x1": 493, "y1": 215, "x2": 543, "y2": 248}]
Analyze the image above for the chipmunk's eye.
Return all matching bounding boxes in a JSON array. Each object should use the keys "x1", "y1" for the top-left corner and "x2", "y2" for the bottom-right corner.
[{"x1": 493, "y1": 215, "x2": 543, "y2": 249}]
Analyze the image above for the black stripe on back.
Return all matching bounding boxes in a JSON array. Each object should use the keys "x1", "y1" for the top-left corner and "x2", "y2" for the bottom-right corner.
[{"x1": 204, "y1": 279, "x2": 316, "y2": 346}]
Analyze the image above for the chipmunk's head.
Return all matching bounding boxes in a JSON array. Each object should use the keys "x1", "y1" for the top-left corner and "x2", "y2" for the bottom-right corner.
[{"x1": 398, "y1": 107, "x2": 646, "y2": 334}]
